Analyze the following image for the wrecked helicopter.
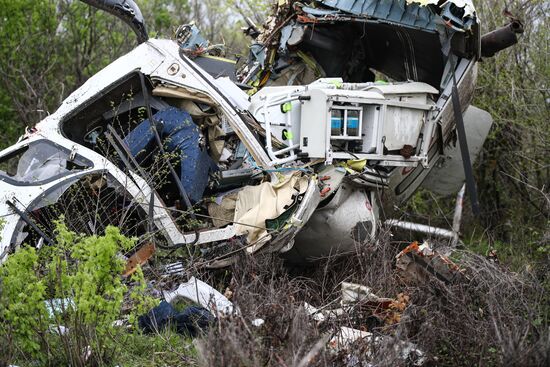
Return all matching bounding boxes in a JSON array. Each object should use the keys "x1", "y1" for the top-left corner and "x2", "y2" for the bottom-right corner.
[{"x1": 0, "y1": 0, "x2": 523, "y2": 267}]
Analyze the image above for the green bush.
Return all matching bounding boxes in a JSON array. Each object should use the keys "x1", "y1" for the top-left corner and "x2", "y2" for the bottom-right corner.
[{"x1": 0, "y1": 221, "x2": 155, "y2": 366}]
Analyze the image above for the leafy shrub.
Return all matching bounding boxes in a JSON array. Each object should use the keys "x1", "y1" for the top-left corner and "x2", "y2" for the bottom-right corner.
[{"x1": 0, "y1": 221, "x2": 154, "y2": 366}]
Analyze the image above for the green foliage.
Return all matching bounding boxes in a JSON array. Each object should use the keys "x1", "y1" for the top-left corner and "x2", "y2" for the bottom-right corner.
[
  {"x1": 0, "y1": 0, "x2": 267, "y2": 149},
  {"x1": 0, "y1": 0, "x2": 128, "y2": 143},
  {"x1": 0, "y1": 220, "x2": 155, "y2": 366},
  {"x1": 0, "y1": 246, "x2": 49, "y2": 357},
  {"x1": 0, "y1": 0, "x2": 192, "y2": 134},
  {"x1": 472, "y1": 0, "x2": 549, "y2": 244}
]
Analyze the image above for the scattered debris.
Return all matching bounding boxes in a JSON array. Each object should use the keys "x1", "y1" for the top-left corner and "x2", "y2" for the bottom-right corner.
[
  {"x1": 392, "y1": 341, "x2": 427, "y2": 367},
  {"x1": 341, "y1": 282, "x2": 392, "y2": 305},
  {"x1": 328, "y1": 326, "x2": 375, "y2": 351},
  {"x1": 396, "y1": 241, "x2": 466, "y2": 284},
  {"x1": 0, "y1": 1, "x2": 530, "y2": 364}
]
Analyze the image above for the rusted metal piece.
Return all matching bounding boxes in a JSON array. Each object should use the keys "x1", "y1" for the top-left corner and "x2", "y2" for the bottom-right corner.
[
  {"x1": 481, "y1": 21, "x2": 524, "y2": 58},
  {"x1": 395, "y1": 241, "x2": 466, "y2": 284},
  {"x1": 123, "y1": 242, "x2": 156, "y2": 277}
]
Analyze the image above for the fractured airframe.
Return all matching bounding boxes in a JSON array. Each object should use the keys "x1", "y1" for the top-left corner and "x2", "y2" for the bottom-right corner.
[{"x1": 0, "y1": 0, "x2": 523, "y2": 266}]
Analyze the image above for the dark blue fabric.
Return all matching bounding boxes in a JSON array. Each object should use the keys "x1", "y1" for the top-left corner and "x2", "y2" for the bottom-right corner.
[
  {"x1": 138, "y1": 300, "x2": 214, "y2": 336},
  {"x1": 124, "y1": 107, "x2": 216, "y2": 203},
  {"x1": 138, "y1": 300, "x2": 174, "y2": 333}
]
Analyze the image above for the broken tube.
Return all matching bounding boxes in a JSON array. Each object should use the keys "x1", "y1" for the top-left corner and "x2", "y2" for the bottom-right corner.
[
  {"x1": 480, "y1": 21, "x2": 524, "y2": 58},
  {"x1": 385, "y1": 219, "x2": 459, "y2": 243}
]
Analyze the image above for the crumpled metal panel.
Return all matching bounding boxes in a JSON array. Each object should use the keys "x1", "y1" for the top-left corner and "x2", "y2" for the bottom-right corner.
[{"x1": 319, "y1": 0, "x2": 437, "y2": 31}]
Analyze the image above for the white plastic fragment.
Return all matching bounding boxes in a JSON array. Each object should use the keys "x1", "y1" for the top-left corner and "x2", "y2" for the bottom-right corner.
[
  {"x1": 251, "y1": 318, "x2": 265, "y2": 327},
  {"x1": 341, "y1": 282, "x2": 392, "y2": 305},
  {"x1": 164, "y1": 276, "x2": 234, "y2": 316},
  {"x1": 328, "y1": 326, "x2": 376, "y2": 351}
]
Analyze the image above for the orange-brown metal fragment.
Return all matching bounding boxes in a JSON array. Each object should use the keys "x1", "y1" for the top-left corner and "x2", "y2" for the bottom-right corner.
[{"x1": 122, "y1": 242, "x2": 156, "y2": 277}]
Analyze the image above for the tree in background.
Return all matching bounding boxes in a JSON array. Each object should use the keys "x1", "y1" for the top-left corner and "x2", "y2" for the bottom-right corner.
[
  {"x1": 470, "y1": 0, "x2": 549, "y2": 263},
  {"x1": 0, "y1": 0, "x2": 192, "y2": 143},
  {"x1": 0, "y1": 0, "x2": 133, "y2": 143}
]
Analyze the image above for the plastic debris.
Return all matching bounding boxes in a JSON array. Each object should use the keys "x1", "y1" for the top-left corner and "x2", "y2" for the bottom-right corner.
[
  {"x1": 328, "y1": 326, "x2": 375, "y2": 351},
  {"x1": 163, "y1": 277, "x2": 235, "y2": 316}
]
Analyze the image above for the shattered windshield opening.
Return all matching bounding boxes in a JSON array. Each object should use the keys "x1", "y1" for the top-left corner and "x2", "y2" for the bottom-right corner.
[
  {"x1": 61, "y1": 72, "x2": 145, "y2": 146},
  {"x1": 0, "y1": 140, "x2": 91, "y2": 185},
  {"x1": 11, "y1": 172, "x2": 150, "y2": 250}
]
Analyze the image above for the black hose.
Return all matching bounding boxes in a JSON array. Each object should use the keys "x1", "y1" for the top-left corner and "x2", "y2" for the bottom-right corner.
[{"x1": 7, "y1": 200, "x2": 54, "y2": 246}]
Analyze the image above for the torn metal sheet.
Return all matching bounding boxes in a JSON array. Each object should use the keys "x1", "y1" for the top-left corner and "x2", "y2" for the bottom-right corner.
[
  {"x1": 320, "y1": 0, "x2": 439, "y2": 30},
  {"x1": 80, "y1": 0, "x2": 148, "y2": 43},
  {"x1": 122, "y1": 242, "x2": 155, "y2": 277},
  {"x1": 240, "y1": 0, "x2": 481, "y2": 92},
  {"x1": 422, "y1": 105, "x2": 493, "y2": 196},
  {"x1": 289, "y1": 182, "x2": 378, "y2": 260}
]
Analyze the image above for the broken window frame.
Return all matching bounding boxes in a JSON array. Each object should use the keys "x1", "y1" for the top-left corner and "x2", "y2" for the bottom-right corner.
[
  {"x1": 7, "y1": 170, "x2": 151, "y2": 250},
  {"x1": 0, "y1": 139, "x2": 93, "y2": 186}
]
